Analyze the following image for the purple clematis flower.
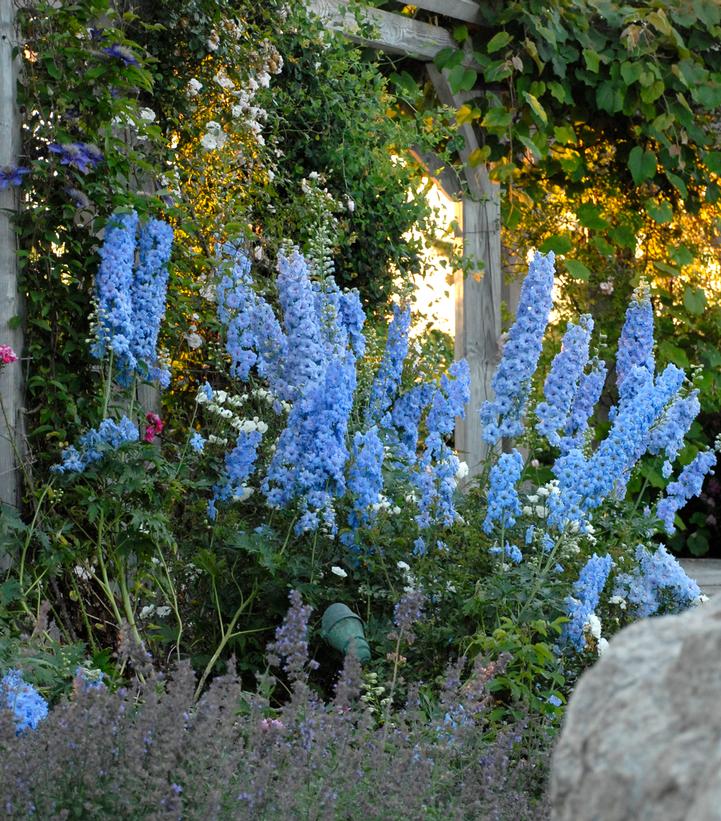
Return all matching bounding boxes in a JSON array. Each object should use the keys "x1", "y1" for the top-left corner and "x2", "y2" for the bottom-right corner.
[{"x1": 0, "y1": 165, "x2": 30, "y2": 189}]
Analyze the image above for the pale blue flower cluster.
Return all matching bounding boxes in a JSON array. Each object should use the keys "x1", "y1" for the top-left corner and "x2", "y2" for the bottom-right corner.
[
  {"x1": 92, "y1": 210, "x2": 173, "y2": 388},
  {"x1": 209, "y1": 430, "x2": 263, "y2": 521},
  {"x1": 480, "y1": 251, "x2": 555, "y2": 444},
  {"x1": 536, "y1": 315, "x2": 593, "y2": 447},
  {"x1": 614, "y1": 544, "x2": 701, "y2": 617},
  {"x1": 190, "y1": 432, "x2": 205, "y2": 453},
  {"x1": 263, "y1": 359, "x2": 356, "y2": 534},
  {"x1": 52, "y1": 416, "x2": 139, "y2": 474},
  {"x1": 563, "y1": 553, "x2": 613, "y2": 651},
  {"x1": 483, "y1": 449, "x2": 524, "y2": 534},
  {"x1": 489, "y1": 542, "x2": 523, "y2": 564},
  {"x1": 1, "y1": 670, "x2": 48, "y2": 734},
  {"x1": 367, "y1": 304, "x2": 411, "y2": 426},
  {"x1": 216, "y1": 242, "x2": 286, "y2": 387},
  {"x1": 560, "y1": 358, "x2": 607, "y2": 452},
  {"x1": 616, "y1": 283, "x2": 654, "y2": 401},
  {"x1": 389, "y1": 383, "x2": 435, "y2": 462},
  {"x1": 656, "y1": 449, "x2": 717, "y2": 534},
  {"x1": 346, "y1": 427, "x2": 385, "y2": 530},
  {"x1": 648, "y1": 392, "x2": 700, "y2": 478},
  {"x1": 549, "y1": 364, "x2": 685, "y2": 528},
  {"x1": 413, "y1": 362, "x2": 470, "y2": 530}
]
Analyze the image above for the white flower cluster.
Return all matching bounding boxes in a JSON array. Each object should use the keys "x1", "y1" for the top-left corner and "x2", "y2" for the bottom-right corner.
[
  {"x1": 583, "y1": 612, "x2": 609, "y2": 656},
  {"x1": 371, "y1": 494, "x2": 402, "y2": 516}
]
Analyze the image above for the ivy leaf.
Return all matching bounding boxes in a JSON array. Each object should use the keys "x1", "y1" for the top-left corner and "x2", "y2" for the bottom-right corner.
[
  {"x1": 659, "y1": 341, "x2": 690, "y2": 368},
  {"x1": 539, "y1": 234, "x2": 573, "y2": 254},
  {"x1": 481, "y1": 107, "x2": 513, "y2": 129},
  {"x1": 684, "y1": 285, "x2": 707, "y2": 315},
  {"x1": 453, "y1": 25, "x2": 470, "y2": 43},
  {"x1": 628, "y1": 146, "x2": 657, "y2": 185},
  {"x1": 645, "y1": 199, "x2": 673, "y2": 223},
  {"x1": 665, "y1": 171, "x2": 688, "y2": 199},
  {"x1": 704, "y1": 150, "x2": 721, "y2": 174},
  {"x1": 576, "y1": 202, "x2": 608, "y2": 230},
  {"x1": 668, "y1": 244, "x2": 695, "y2": 266},
  {"x1": 583, "y1": 48, "x2": 601, "y2": 72},
  {"x1": 620, "y1": 61, "x2": 643, "y2": 85},
  {"x1": 522, "y1": 91, "x2": 547, "y2": 125},
  {"x1": 653, "y1": 261, "x2": 678, "y2": 276},
  {"x1": 456, "y1": 104, "x2": 480, "y2": 125},
  {"x1": 640, "y1": 80, "x2": 665, "y2": 103},
  {"x1": 609, "y1": 224, "x2": 636, "y2": 248},
  {"x1": 565, "y1": 259, "x2": 591, "y2": 280},
  {"x1": 596, "y1": 81, "x2": 624, "y2": 113},
  {"x1": 468, "y1": 146, "x2": 491, "y2": 166},
  {"x1": 518, "y1": 134, "x2": 544, "y2": 161},
  {"x1": 487, "y1": 31, "x2": 512, "y2": 53},
  {"x1": 448, "y1": 65, "x2": 477, "y2": 93}
]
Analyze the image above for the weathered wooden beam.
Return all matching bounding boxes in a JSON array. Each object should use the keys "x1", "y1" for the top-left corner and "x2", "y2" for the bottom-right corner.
[
  {"x1": 390, "y1": 0, "x2": 482, "y2": 25},
  {"x1": 407, "y1": 146, "x2": 462, "y2": 200},
  {"x1": 427, "y1": 64, "x2": 502, "y2": 478},
  {"x1": 307, "y1": 0, "x2": 458, "y2": 61},
  {"x1": 0, "y1": 0, "x2": 23, "y2": 510}
]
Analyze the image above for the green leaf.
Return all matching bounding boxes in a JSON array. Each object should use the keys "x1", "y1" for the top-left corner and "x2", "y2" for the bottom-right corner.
[
  {"x1": 453, "y1": 24, "x2": 469, "y2": 43},
  {"x1": 583, "y1": 48, "x2": 600, "y2": 73},
  {"x1": 609, "y1": 224, "x2": 637, "y2": 248},
  {"x1": 620, "y1": 61, "x2": 643, "y2": 85},
  {"x1": 628, "y1": 146, "x2": 657, "y2": 185},
  {"x1": 665, "y1": 171, "x2": 688, "y2": 199},
  {"x1": 565, "y1": 259, "x2": 591, "y2": 280},
  {"x1": 576, "y1": 202, "x2": 608, "y2": 230},
  {"x1": 481, "y1": 107, "x2": 513, "y2": 130},
  {"x1": 704, "y1": 150, "x2": 721, "y2": 174},
  {"x1": 684, "y1": 285, "x2": 707, "y2": 314},
  {"x1": 687, "y1": 529, "x2": 710, "y2": 557},
  {"x1": 596, "y1": 81, "x2": 623, "y2": 113},
  {"x1": 522, "y1": 91, "x2": 547, "y2": 125},
  {"x1": 553, "y1": 124, "x2": 576, "y2": 144},
  {"x1": 653, "y1": 261, "x2": 678, "y2": 276},
  {"x1": 668, "y1": 244, "x2": 695, "y2": 266},
  {"x1": 518, "y1": 134, "x2": 543, "y2": 161},
  {"x1": 645, "y1": 199, "x2": 673, "y2": 223},
  {"x1": 640, "y1": 80, "x2": 665, "y2": 104},
  {"x1": 448, "y1": 65, "x2": 477, "y2": 93},
  {"x1": 539, "y1": 234, "x2": 573, "y2": 254},
  {"x1": 468, "y1": 145, "x2": 491, "y2": 166},
  {"x1": 487, "y1": 31, "x2": 512, "y2": 53}
]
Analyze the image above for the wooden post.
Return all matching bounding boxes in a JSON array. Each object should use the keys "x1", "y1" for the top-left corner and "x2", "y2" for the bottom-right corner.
[
  {"x1": 0, "y1": 0, "x2": 23, "y2": 510},
  {"x1": 427, "y1": 65, "x2": 502, "y2": 478}
]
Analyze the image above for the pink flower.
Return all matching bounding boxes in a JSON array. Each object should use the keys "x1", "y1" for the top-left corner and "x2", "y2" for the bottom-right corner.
[
  {"x1": 259, "y1": 718, "x2": 284, "y2": 732},
  {"x1": 0, "y1": 345, "x2": 17, "y2": 365},
  {"x1": 144, "y1": 412, "x2": 165, "y2": 442}
]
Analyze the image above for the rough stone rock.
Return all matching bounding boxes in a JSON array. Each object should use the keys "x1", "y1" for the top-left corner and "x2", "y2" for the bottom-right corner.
[{"x1": 551, "y1": 595, "x2": 721, "y2": 821}]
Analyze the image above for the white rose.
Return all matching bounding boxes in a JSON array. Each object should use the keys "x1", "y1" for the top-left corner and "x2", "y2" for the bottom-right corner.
[{"x1": 331, "y1": 566, "x2": 347, "y2": 578}]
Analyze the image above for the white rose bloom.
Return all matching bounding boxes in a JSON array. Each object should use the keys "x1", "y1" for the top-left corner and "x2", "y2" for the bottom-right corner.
[
  {"x1": 187, "y1": 78, "x2": 203, "y2": 96},
  {"x1": 215, "y1": 390, "x2": 228, "y2": 404},
  {"x1": 156, "y1": 606, "x2": 172, "y2": 618},
  {"x1": 185, "y1": 332, "x2": 203, "y2": 349},
  {"x1": 397, "y1": 561, "x2": 410, "y2": 572},
  {"x1": 331, "y1": 566, "x2": 347, "y2": 578},
  {"x1": 139, "y1": 107, "x2": 156, "y2": 122},
  {"x1": 585, "y1": 613, "x2": 602, "y2": 640},
  {"x1": 534, "y1": 505, "x2": 549, "y2": 519},
  {"x1": 139, "y1": 605, "x2": 156, "y2": 620},
  {"x1": 200, "y1": 132, "x2": 218, "y2": 151},
  {"x1": 597, "y1": 637, "x2": 610, "y2": 655},
  {"x1": 213, "y1": 71, "x2": 235, "y2": 90},
  {"x1": 522, "y1": 505, "x2": 534, "y2": 516},
  {"x1": 456, "y1": 461, "x2": 469, "y2": 480}
]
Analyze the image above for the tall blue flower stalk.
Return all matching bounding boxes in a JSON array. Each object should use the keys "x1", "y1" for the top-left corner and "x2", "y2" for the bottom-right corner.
[
  {"x1": 616, "y1": 282, "x2": 654, "y2": 402},
  {"x1": 549, "y1": 364, "x2": 685, "y2": 529},
  {"x1": 480, "y1": 251, "x2": 555, "y2": 444},
  {"x1": 367, "y1": 304, "x2": 411, "y2": 426},
  {"x1": 563, "y1": 553, "x2": 614, "y2": 651},
  {"x1": 346, "y1": 427, "x2": 385, "y2": 530},
  {"x1": 52, "y1": 416, "x2": 139, "y2": 474},
  {"x1": 535, "y1": 315, "x2": 593, "y2": 447},
  {"x1": 389, "y1": 383, "x2": 435, "y2": 463},
  {"x1": 559, "y1": 357, "x2": 607, "y2": 452},
  {"x1": 656, "y1": 449, "x2": 717, "y2": 534},
  {"x1": 91, "y1": 211, "x2": 138, "y2": 370},
  {"x1": 483, "y1": 449, "x2": 524, "y2": 534},
  {"x1": 208, "y1": 430, "x2": 263, "y2": 521},
  {"x1": 648, "y1": 391, "x2": 700, "y2": 478},
  {"x1": 125, "y1": 218, "x2": 174, "y2": 387},
  {"x1": 263, "y1": 357, "x2": 357, "y2": 534}
]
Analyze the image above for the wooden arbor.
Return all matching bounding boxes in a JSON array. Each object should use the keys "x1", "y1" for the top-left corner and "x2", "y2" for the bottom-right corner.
[{"x1": 308, "y1": 0, "x2": 502, "y2": 478}]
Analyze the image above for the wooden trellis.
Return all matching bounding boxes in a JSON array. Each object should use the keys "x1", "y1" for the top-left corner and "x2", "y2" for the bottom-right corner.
[{"x1": 309, "y1": 0, "x2": 502, "y2": 477}]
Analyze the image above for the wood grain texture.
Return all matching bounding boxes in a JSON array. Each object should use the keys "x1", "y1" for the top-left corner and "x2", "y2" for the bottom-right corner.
[
  {"x1": 307, "y1": 0, "x2": 457, "y2": 60},
  {"x1": 0, "y1": 0, "x2": 23, "y2": 510},
  {"x1": 390, "y1": 0, "x2": 482, "y2": 25},
  {"x1": 426, "y1": 64, "x2": 502, "y2": 478}
]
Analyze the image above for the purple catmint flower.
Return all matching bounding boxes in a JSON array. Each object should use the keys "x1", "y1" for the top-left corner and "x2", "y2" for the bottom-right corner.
[
  {"x1": 483, "y1": 449, "x2": 524, "y2": 534},
  {"x1": 266, "y1": 590, "x2": 313, "y2": 682},
  {"x1": 0, "y1": 165, "x2": 30, "y2": 189},
  {"x1": 480, "y1": 251, "x2": 555, "y2": 444},
  {"x1": 536, "y1": 315, "x2": 593, "y2": 447},
  {"x1": 367, "y1": 303, "x2": 411, "y2": 426},
  {"x1": 393, "y1": 589, "x2": 427, "y2": 643},
  {"x1": 656, "y1": 448, "x2": 717, "y2": 534},
  {"x1": 616, "y1": 282, "x2": 654, "y2": 401},
  {"x1": 563, "y1": 553, "x2": 613, "y2": 650}
]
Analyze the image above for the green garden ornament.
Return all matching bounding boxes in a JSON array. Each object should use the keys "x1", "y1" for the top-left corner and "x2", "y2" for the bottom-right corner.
[{"x1": 321, "y1": 603, "x2": 371, "y2": 664}]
